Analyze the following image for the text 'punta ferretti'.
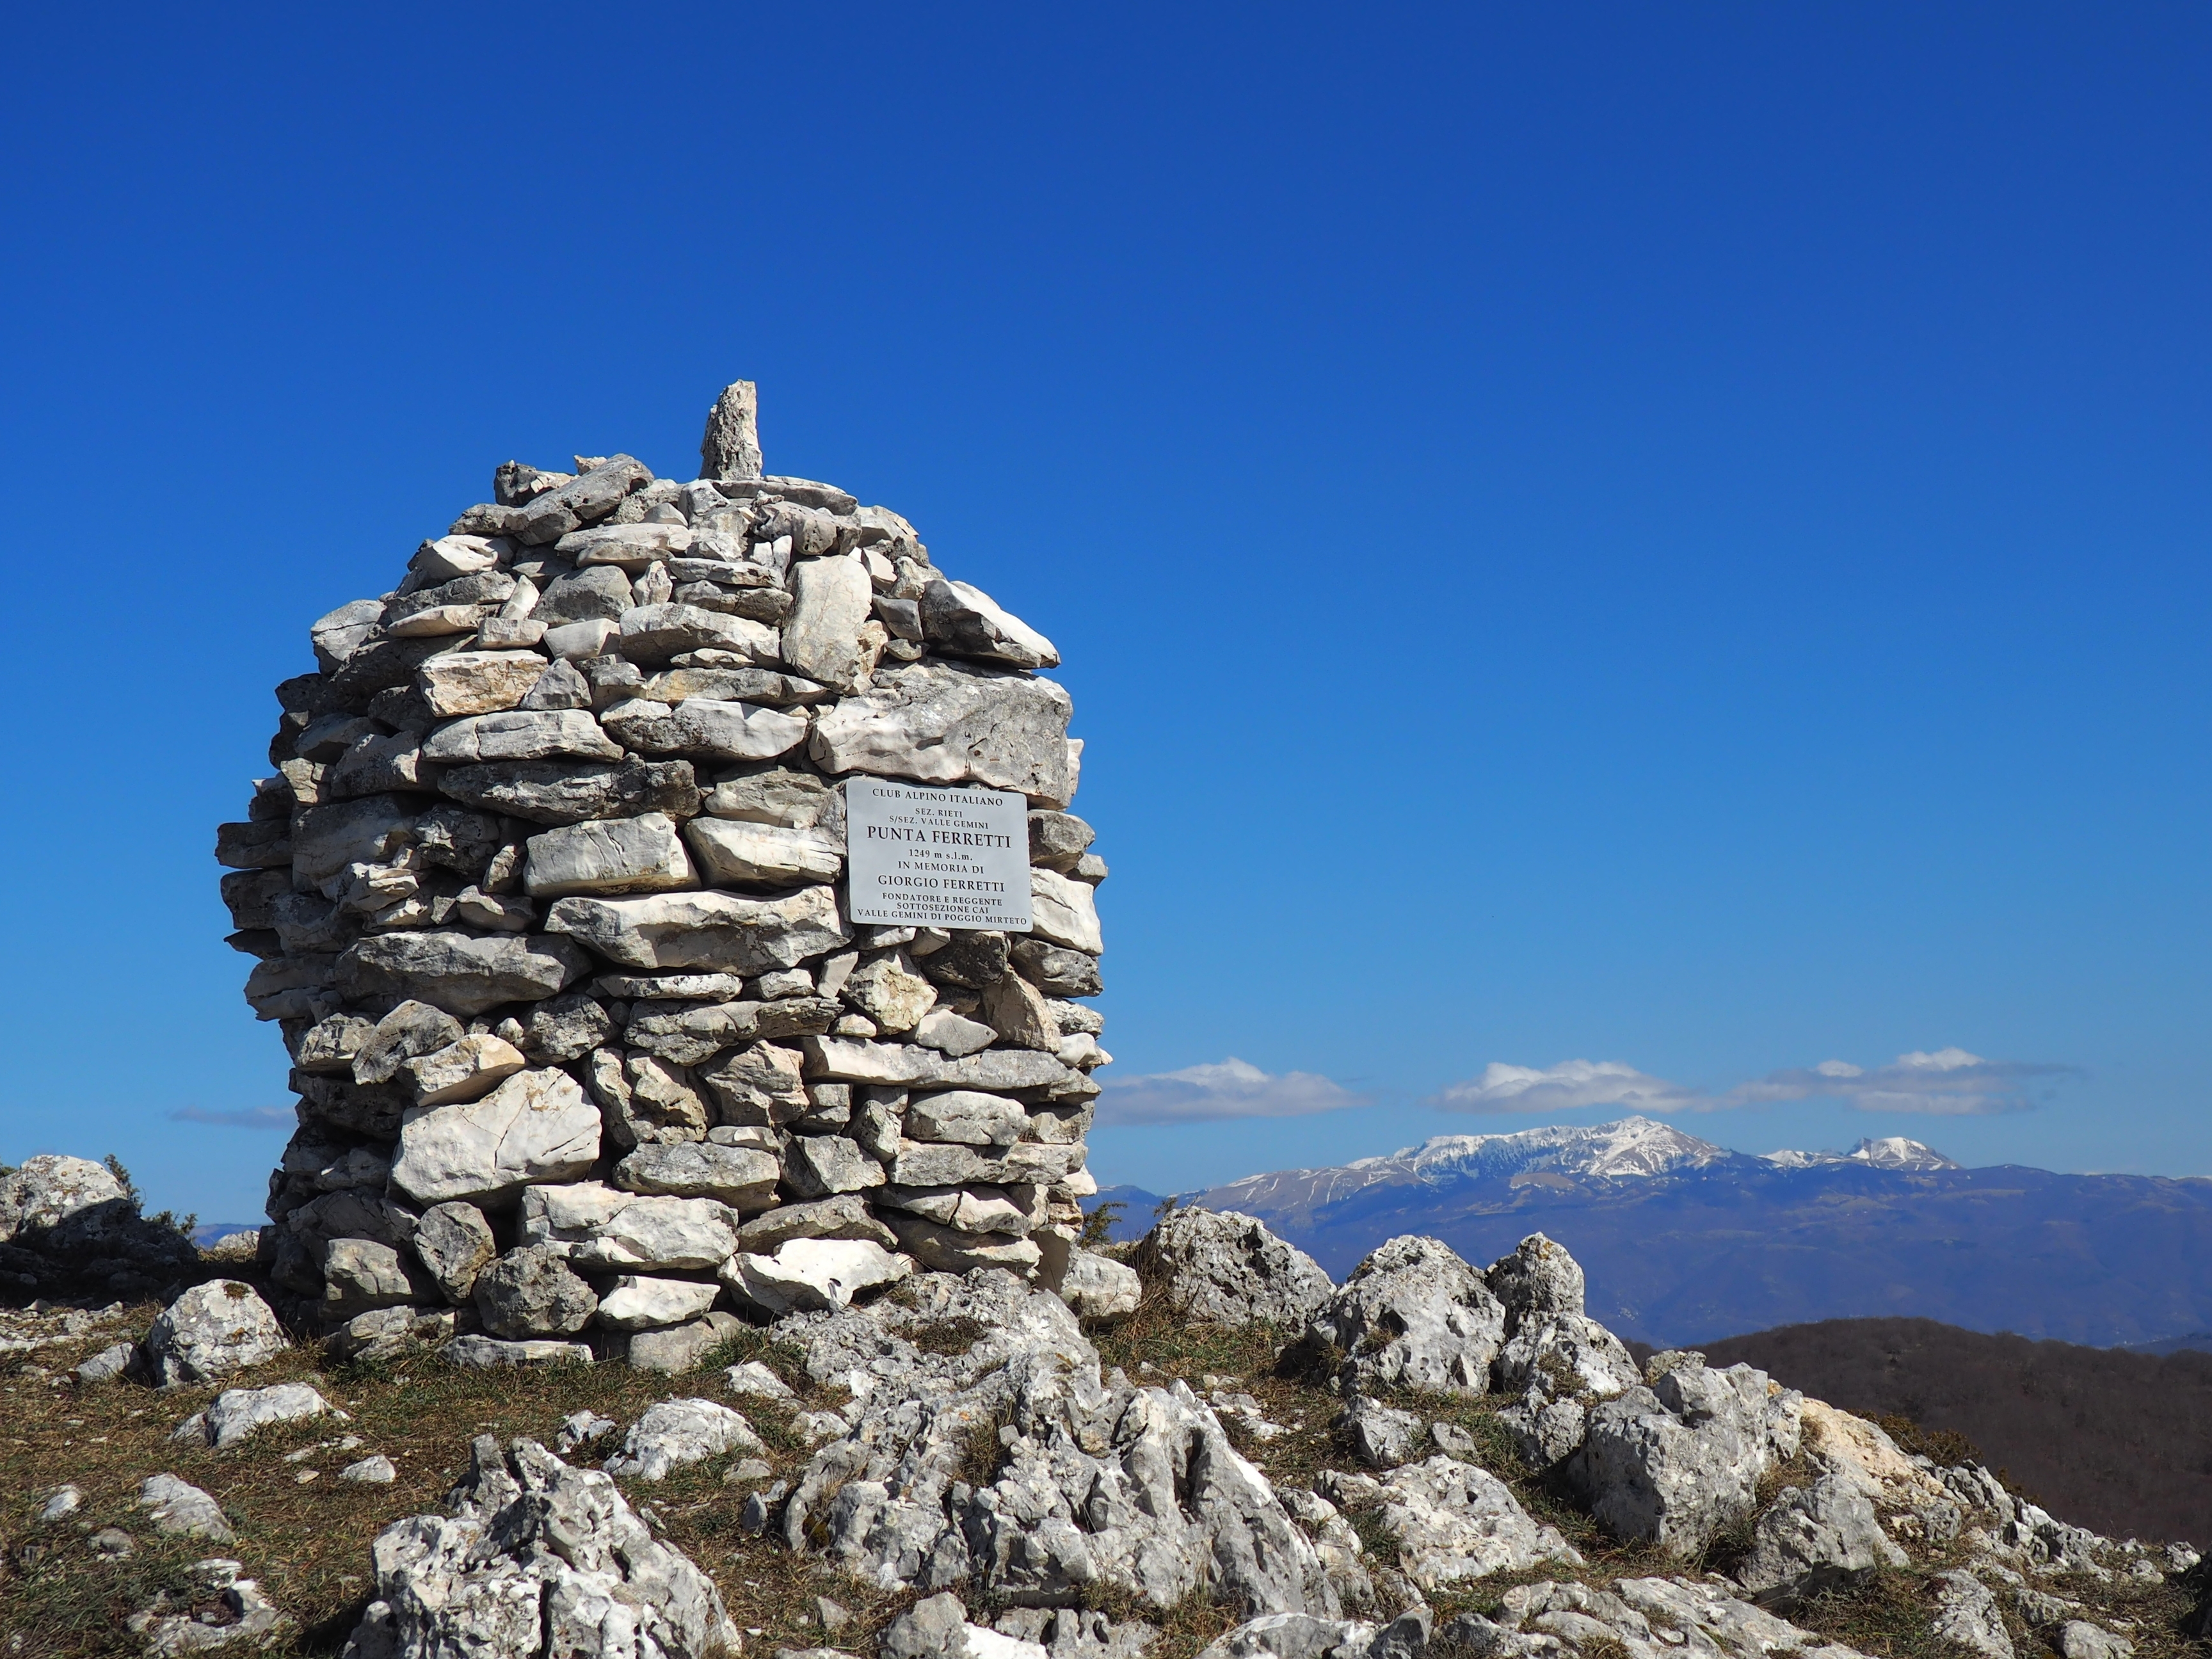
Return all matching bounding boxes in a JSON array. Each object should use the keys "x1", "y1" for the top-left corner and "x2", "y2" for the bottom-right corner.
[{"x1": 862, "y1": 825, "x2": 1016, "y2": 848}]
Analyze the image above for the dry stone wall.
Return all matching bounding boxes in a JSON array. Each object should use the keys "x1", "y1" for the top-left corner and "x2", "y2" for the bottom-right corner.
[{"x1": 214, "y1": 381, "x2": 1109, "y2": 1365}]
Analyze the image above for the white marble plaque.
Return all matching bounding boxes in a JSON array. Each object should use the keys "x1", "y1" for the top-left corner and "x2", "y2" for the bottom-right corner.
[{"x1": 844, "y1": 778, "x2": 1034, "y2": 931}]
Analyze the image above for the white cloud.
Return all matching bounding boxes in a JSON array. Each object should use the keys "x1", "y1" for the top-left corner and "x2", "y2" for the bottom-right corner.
[
  {"x1": 1095, "y1": 1057, "x2": 1369, "y2": 1126},
  {"x1": 1726, "y1": 1050, "x2": 2071, "y2": 1116},
  {"x1": 1430, "y1": 1049, "x2": 2075, "y2": 1118},
  {"x1": 1430, "y1": 1059, "x2": 1699, "y2": 1116},
  {"x1": 172, "y1": 1106, "x2": 293, "y2": 1130}
]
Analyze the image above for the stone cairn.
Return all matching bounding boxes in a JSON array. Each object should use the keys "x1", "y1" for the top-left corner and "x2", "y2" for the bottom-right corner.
[{"x1": 214, "y1": 381, "x2": 1109, "y2": 1367}]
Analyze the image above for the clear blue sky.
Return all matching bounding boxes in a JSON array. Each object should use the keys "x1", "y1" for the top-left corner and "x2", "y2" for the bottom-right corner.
[{"x1": 3, "y1": 3, "x2": 2207, "y2": 1221}]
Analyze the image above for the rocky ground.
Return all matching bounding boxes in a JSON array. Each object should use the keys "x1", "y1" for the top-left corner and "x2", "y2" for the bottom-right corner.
[{"x1": 2, "y1": 1208, "x2": 2204, "y2": 1659}]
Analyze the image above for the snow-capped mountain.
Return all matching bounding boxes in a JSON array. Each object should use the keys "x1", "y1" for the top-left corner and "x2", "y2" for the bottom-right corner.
[
  {"x1": 1761, "y1": 1136, "x2": 1961, "y2": 1172},
  {"x1": 1199, "y1": 1116, "x2": 1745, "y2": 1219}
]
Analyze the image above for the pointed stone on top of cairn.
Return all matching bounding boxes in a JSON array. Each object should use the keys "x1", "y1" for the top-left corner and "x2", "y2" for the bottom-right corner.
[{"x1": 700, "y1": 379, "x2": 762, "y2": 482}]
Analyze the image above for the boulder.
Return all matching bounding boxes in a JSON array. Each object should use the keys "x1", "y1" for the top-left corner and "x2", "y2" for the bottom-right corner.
[
  {"x1": 519, "y1": 1184, "x2": 742, "y2": 1270},
  {"x1": 522, "y1": 812, "x2": 696, "y2": 897},
  {"x1": 723, "y1": 1237, "x2": 913, "y2": 1313},
  {"x1": 410, "y1": 1201, "x2": 497, "y2": 1303},
  {"x1": 603, "y1": 1398, "x2": 764, "y2": 1480},
  {"x1": 1304, "y1": 1236, "x2": 1503, "y2": 1395},
  {"x1": 176, "y1": 1382, "x2": 346, "y2": 1449},
  {"x1": 809, "y1": 660, "x2": 1074, "y2": 805},
  {"x1": 1486, "y1": 1233, "x2": 1587, "y2": 1326},
  {"x1": 1369, "y1": 1456, "x2": 1581, "y2": 1591},
  {"x1": 1931, "y1": 1569, "x2": 2016, "y2": 1659},
  {"x1": 613, "y1": 1141, "x2": 780, "y2": 1208},
  {"x1": 1132, "y1": 1208, "x2": 1334, "y2": 1327},
  {"x1": 342, "y1": 1435, "x2": 736, "y2": 1657},
  {"x1": 920, "y1": 579, "x2": 1061, "y2": 669},
  {"x1": 473, "y1": 1244, "x2": 599, "y2": 1338},
  {"x1": 147, "y1": 1281, "x2": 287, "y2": 1388},
  {"x1": 0, "y1": 1153, "x2": 127, "y2": 1239},
  {"x1": 389, "y1": 1067, "x2": 601, "y2": 1206},
  {"x1": 1334, "y1": 1395, "x2": 1426, "y2": 1470},
  {"x1": 1735, "y1": 1473, "x2": 1906, "y2": 1607},
  {"x1": 777, "y1": 1272, "x2": 1341, "y2": 1615},
  {"x1": 1058, "y1": 1248, "x2": 1142, "y2": 1318},
  {"x1": 136, "y1": 1474, "x2": 234, "y2": 1543},
  {"x1": 544, "y1": 884, "x2": 847, "y2": 973},
  {"x1": 336, "y1": 931, "x2": 588, "y2": 1019},
  {"x1": 593, "y1": 1276, "x2": 723, "y2": 1331},
  {"x1": 1578, "y1": 1355, "x2": 1802, "y2": 1555}
]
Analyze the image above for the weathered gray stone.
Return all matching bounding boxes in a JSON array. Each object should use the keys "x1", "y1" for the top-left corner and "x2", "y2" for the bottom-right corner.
[
  {"x1": 419, "y1": 708, "x2": 625, "y2": 765},
  {"x1": 604, "y1": 1397, "x2": 764, "y2": 1480},
  {"x1": 783, "y1": 554, "x2": 881, "y2": 690},
  {"x1": 520, "y1": 1183, "x2": 742, "y2": 1270},
  {"x1": 881, "y1": 1210, "x2": 1041, "y2": 1273},
  {"x1": 353, "y1": 1000, "x2": 467, "y2": 1085},
  {"x1": 522, "y1": 811, "x2": 695, "y2": 897},
  {"x1": 913, "y1": 1006, "x2": 998, "y2": 1056},
  {"x1": 439, "y1": 1334, "x2": 594, "y2": 1367},
  {"x1": 474, "y1": 1244, "x2": 599, "y2": 1338},
  {"x1": 0, "y1": 1153, "x2": 129, "y2": 1240},
  {"x1": 601, "y1": 694, "x2": 809, "y2": 762},
  {"x1": 1335, "y1": 1396, "x2": 1426, "y2": 1470},
  {"x1": 343, "y1": 1434, "x2": 735, "y2": 1656},
  {"x1": 1932, "y1": 1570, "x2": 2016, "y2": 1659},
  {"x1": 1491, "y1": 1311, "x2": 1640, "y2": 1403},
  {"x1": 538, "y1": 568, "x2": 636, "y2": 629},
  {"x1": 613, "y1": 1141, "x2": 780, "y2": 1208},
  {"x1": 514, "y1": 454, "x2": 653, "y2": 543},
  {"x1": 147, "y1": 1281, "x2": 287, "y2": 1388},
  {"x1": 732, "y1": 1192, "x2": 897, "y2": 1253},
  {"x1": 906, "y1": 1089, "x2": 1029, "y2": 1146},
  {"x1": 1487, "y1": 1233, "x2": 1587, "y2": 1325},
  {"x1": 1735, "y1": 1473, "x2": 1905, "y2": 1605},
  {"x1": 920, "y1": 579, "x2": 1061, "y2": 669},
  {"x1": 628, "y1": 1314, "x2": 741, "y2": 1373},
  {"x1": 810, "y1": 660, "x2": 1073, "y2": 804},
  {"x1": 785, "y1": 1134, "x2": 886, "y2": 1198},
  {"x1": 312, "y1": 598, "x2": 387, "y2": 670},
  {"x1": 137, "y1": 1474, "x2": 234, "y2": 1543},
  {"x1": 338, "y1": 931, "x2": 588, "y2": 1019},
  {"x1": 389, "y1": 1067, "x2": 601, "y2": 1205},
  {"x1": 1059, "y1": 1247, "x2": 1142, "y2": 1318},
  {"x1": 1134, "y1": 1208, "x2": 1335, "y2": 1328},
  {"x1": 545, "y1": 884, "x2": 847, "y2": 972},
  {"x1": 1306, "y1": 1237, "x2": 1503, "y2": 1397},
  {"x1": 724, "y1": 1237, "x2": 913, "y2": 1313},
  {"x1": 411, "y1": 1202, "x2": 497, "y2": 1303},
  {"x1": 1030, "y1": 869, "x2": 1104, "y2": 954},
  {"x1": 322, "y1": 1237, "x2": 433, "y2": 1315},
  {"x1": 440, "y1": 756, "x2": 701, "y2": 826},
  {"x1": 291, "y1": 794, "x2": 418, "y2": 886},
  {"x1": 845, "y1": 954, "x2": 938, "y2": 1032},
  {"x1": 593, "y1": 1275, "x2": 723, "y2": 1331},
  {"x1": 702, "y1": 381, "x2": 764, "y2": 481},
  {"x1": 684, "y1": 816, "x2": 842, "y2": 886},
  {"x1": 1010, "y1": 938, "x2": 1102, "y2": 997},
  {"x1": 1372, "y1": 1457, "x2": 1580, "y2": 1590},
  {"x1": 178, "y1": 1382, "x2": 346, "y2": 1449},
  {"x1": 1579, "y1": 1357, "x2": 1802, "y2": 1556},
  {"x1": 416, "y1": 650, "x2": 549, "y2": 718},
  {"x1": 404, "y1": 1032, "x2": 527, "y2": 1106}
]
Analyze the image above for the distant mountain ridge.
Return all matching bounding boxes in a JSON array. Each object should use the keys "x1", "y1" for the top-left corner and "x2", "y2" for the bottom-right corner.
[
  {"x1": 1197, "y1": 1118, "x2": 1957, "y2": 1230},
  {"x1": 1150, "y1": 1118, "x2": 2212, "y2": 1350}
]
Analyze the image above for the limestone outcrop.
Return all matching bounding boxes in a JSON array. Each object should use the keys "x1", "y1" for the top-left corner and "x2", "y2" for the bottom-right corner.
[{"x1": 217, "y1": 383, "x2": 1107, "y2": 1361}]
